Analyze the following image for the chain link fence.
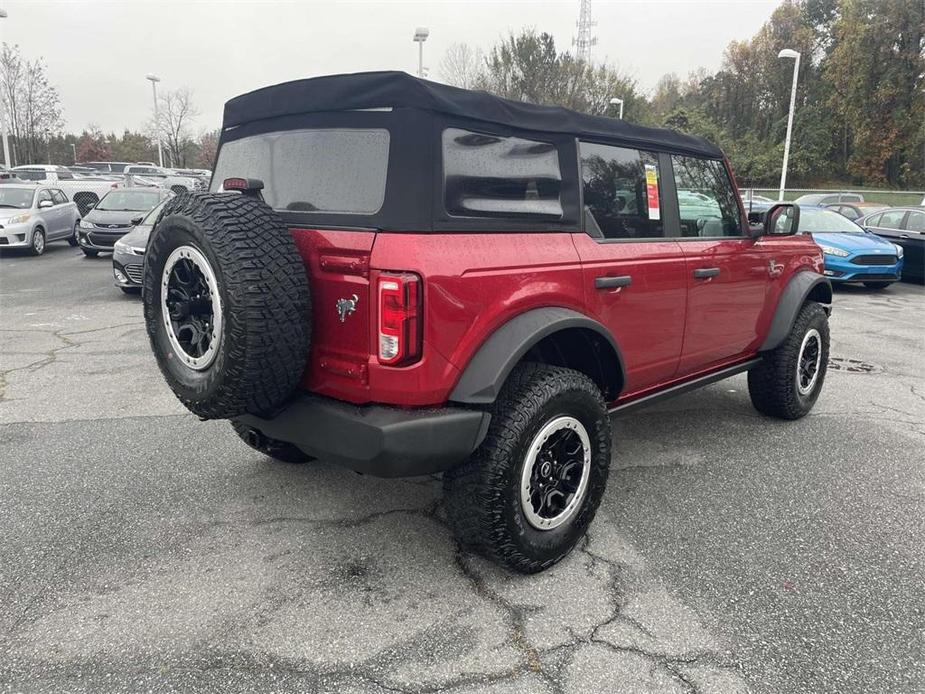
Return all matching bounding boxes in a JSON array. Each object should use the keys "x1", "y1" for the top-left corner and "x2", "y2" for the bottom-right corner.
[{"x1": 741, "y1": 188, "x2": 925, "y2": 207}]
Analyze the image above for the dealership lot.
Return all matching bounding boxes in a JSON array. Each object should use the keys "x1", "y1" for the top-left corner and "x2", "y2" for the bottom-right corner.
[{"x1": 0, "y1": 245, "x2": 922, "y2": 694}]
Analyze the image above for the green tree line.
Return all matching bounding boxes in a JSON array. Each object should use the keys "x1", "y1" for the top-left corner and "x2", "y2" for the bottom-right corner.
[{"x1": 441, "y1": 0, "x2": 925, "y2": 189}]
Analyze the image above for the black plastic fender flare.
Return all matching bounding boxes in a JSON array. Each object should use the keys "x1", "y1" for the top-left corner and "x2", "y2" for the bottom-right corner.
[
  {"x1": 760, "y1": 271, "x2": 832, "y2": 352},
  {"x1": 449, "y1": 307, "x2": 625, "y2": 405}
]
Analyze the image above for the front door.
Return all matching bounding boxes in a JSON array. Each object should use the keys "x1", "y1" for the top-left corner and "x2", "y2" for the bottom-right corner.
[
  {"x1": 573, "y1": 141, "x2": 687, "y2": 397},
  {"x1": 670, "y1": 155, "x2": 775, "y2": 374}
]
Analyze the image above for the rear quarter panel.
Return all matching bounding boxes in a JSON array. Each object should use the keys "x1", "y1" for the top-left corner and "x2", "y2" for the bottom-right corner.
[{"x1": 368, "y1": 232, "x2": 585, "y2": 406}]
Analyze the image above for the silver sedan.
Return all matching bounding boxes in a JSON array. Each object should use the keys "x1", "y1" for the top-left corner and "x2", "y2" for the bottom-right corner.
[{"x1": 0, "y1": 184, "x2": 81, "y2": 255}]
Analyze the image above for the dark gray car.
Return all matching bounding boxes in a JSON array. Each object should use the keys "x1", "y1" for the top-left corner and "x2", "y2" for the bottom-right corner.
[
  {"x1": 77, "y1": 188, "x2": 172, "y2": 257},
  {"x1": 111, "y1": 199, "x2": 168, "y2": 294},
  {"x1": 112, "y1": 200, "x2": 167, "y2": 294}
]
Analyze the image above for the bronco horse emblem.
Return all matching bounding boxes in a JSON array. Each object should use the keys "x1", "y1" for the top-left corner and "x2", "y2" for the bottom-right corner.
[{"x1": 336, "y1": 294, "x2": 359, "y2": 323}]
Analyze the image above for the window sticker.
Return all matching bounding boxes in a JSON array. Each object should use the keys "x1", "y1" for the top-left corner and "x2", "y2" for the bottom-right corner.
[{"x1": 645, "y1": 164, "x2": 660, "y2": 221}]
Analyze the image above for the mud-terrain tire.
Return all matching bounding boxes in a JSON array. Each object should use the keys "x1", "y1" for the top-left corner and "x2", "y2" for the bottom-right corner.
[
  {"x1": 231, "y1": 421, "x2": 314, "y2": 464},
  {"x1": 143, "y1": 193, "x2": 310, "y2": 420},
  {"x1": 748, "y1": 301, "x2": 829, "y2": 420},
  {"x1": 444, "y1": 363, "x2": 611, "y2": 574}
]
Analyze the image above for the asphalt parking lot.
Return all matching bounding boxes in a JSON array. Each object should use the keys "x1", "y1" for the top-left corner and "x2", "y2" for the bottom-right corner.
[{"x1": 1, "y1": 243, "x2": 923, "y2": 694}]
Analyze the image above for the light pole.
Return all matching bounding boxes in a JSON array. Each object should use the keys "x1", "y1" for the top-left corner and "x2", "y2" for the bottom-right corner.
[
  {"x1": 609, "y1": 97, "x2": 624, "y2": 120},
  {"x1": 0, "y1": 8, "x2": 11, "y2": 168},
  {"x1": 70, "y1": 143, "x2": 76, "y2": 163},
  {"x1": 777, "y1": 49, "x2": 800, "y2": 201},
  {"x1": 413, "y1": 27, "x2": 429, "y2": 78},
  {"x1": 146, "y1": 73, "x2": 164, "y2": 168}
]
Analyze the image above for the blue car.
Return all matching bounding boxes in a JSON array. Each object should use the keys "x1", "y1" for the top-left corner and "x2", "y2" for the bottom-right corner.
[{"x1": 798, "y1": 207, "x2": 904, "y2": 289}]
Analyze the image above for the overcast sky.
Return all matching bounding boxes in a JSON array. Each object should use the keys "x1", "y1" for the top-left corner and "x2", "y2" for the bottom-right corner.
[{"x1": 4, "y1": 0, "x2": 779, "y2": 135}]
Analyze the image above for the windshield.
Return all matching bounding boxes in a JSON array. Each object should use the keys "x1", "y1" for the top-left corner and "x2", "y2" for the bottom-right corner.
[
  {"x1": 798, "y1": 207, "x2": 864, "y2": 233},
  {"x1": 211, "y1": 128, "x2": 390, "y2": 214},
  {"x1": 96, "y1": 190, "x2": 162, "y2": 211},
  {"x1": 0, "y1": 188, "x2": 34, "y2": 209},
  {"x1": 141, "y1": 199, "x2": 168, "y2": 225}
]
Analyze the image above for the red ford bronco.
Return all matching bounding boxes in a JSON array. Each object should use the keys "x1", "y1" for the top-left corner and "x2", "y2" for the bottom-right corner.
[{"x1": 143, "y1": 72, "x2": 831, "y2": 573}]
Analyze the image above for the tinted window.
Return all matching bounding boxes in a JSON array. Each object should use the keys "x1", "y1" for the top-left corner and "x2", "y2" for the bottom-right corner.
[
  {"x1": 875, "y1": 210, "x2": 906, "y2": 230},
  {"x1": 15, "y1": 170, "x2": 47, "y2": 181},
  {"x1": 51, "y1": 190, "x2": 68, "y2": 204},
  {"x1": 579, "y1": 142, "x2": 662, "y2": 239},
  {"x1": 213, "y1": 128, "x2": 390, "y2": 214},
  {"x1": 905, "y1": 211, "x2": 924, "y2": 232},
  {"x1": 672, "y1": 156, "x2": 742, "y2": 237},
  {"x1": 56, "y1": 170, "x2": 74, "y2": 180},
  {"x1": 443, "y1": 128, "x2": 562, "y2": 220}
]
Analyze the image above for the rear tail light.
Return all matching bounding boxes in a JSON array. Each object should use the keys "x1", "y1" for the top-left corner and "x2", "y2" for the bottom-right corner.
[{"x1": 378, "y1": 273, "x2": 422, "y2": 366}]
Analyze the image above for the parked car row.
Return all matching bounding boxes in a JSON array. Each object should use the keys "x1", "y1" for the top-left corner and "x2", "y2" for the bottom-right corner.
[{"x1": 767, "y1": 204, "x2": 924, "y2": 286}]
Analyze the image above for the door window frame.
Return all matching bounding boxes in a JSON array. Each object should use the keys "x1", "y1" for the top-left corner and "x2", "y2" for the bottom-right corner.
[
  {"x1": 670, "y1": 153, "x2": 746, "y2": 240},
  {"x1": 577, "y1": 139, "x2": 680, "y2": 243}
]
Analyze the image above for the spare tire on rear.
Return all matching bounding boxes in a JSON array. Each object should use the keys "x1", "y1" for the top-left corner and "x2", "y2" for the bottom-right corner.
[{"x1": 143, "y1": 193, "x2": 310, "y2": 420}]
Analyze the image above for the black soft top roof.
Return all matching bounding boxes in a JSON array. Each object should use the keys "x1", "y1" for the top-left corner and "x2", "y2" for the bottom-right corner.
[{"x1": 223, "y1": 71, "x2": 722, "y2": 158}]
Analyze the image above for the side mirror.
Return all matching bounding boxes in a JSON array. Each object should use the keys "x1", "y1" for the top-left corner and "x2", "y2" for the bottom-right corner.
[
  {"x1": 38, "y1": 199, "x2": 53, "y2": 209},
  {"x1": 130, "y1": 216, "x2": 143, "y2": 225},
  {"x1": 761, "y1": 203, "x2": 800, "y2": 237}
]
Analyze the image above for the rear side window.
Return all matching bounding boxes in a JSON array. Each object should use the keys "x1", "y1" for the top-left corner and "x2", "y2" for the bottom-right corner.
[
  {"x1": 442, "y1": 128, "x2": 563, "y2": 220},
  {"x1": 672, "y1": 156, "x2": 742, "y2": 237},
  {"x1": 51, "y1": 190, "x2": 68, "y2": 204},
  {"x1": 212, "y1": 128, "x2": 390, "y2": 214},
  {"x1": 16, "y1": 170, "x2": 46, "y2": 181},
  {"x1": 905, "y1": 211, "x2": 925, "y2": 232},
  {"x1": 876, "y1": 210, "x2": 906, "y2": 230},
  {"x1": 579, "y1": 142, "x2": 662, "y2": 239}
]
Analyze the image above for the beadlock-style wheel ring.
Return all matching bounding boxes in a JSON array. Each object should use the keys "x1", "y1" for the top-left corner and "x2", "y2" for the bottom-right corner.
[
  {"x1": 796, "y1": 327, "x2": 822, "y2": 396},
  {"x1": 520, "y1": 416, "x2": 592, "y2": 531},
  {"x1": 160, "y1": 245, "x2": 223, "y2": 371}
]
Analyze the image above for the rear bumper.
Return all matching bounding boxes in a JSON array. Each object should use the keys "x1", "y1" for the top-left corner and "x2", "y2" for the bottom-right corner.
[{"x1": 235, "y1": 395, "x2": 491, "y2": 478}]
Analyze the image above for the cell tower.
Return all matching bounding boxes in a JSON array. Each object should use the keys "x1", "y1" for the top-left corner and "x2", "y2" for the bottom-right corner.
[{"x1": 573, "y1": 0, "x2": 597, "y2": 64}]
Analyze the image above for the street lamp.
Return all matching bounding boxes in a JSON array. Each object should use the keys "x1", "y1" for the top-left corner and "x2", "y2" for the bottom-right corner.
[
  {"x1": 413, "y1": 27, "x2": 429, "y2": 78},
  {"x1": 146, "y1": 73, "x2": 164, "y2": 168},
  {"x1": 70, "y1": 143, "x2": 77, "y2": 164},
  {"x1": 0, "y1": 8, "x2": 11, "y2": 167},
  {"x1": 609, "y1": 97, "x2": 624, "y2": 120},
  {"x1": 777, "y1": 48, "x2": 800, "y2": 201}
]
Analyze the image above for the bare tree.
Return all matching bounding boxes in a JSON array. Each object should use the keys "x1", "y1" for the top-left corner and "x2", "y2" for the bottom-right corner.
[
  {"x1": 154, "y1": 87, "x2": 199, "y2": 168},
  {"x1": 0, "y1": 44, "x2": 64, "y2": 165},
  {"x1": 195, "y1": 129, "x2": 219, "y2": 169},
  {"x1": 439, "y1": 43, "x2": 485, "y2": 89}
]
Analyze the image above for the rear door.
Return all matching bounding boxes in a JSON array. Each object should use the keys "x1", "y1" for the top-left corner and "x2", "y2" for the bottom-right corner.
[
  {"x1": 573, "y1": 141, "x2": 687, "y2": 395},
  {"x1": 671, "y1": 155, "x2": 777, "y2": 375}
]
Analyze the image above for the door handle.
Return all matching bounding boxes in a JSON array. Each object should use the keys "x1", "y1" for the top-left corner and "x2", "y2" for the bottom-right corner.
[
  {"x1": 693, "y1": 267, "x2": 720, "y2": 279},
  {"x1": 595, "y1": 275, "x2": 632, "y2": 290}
]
